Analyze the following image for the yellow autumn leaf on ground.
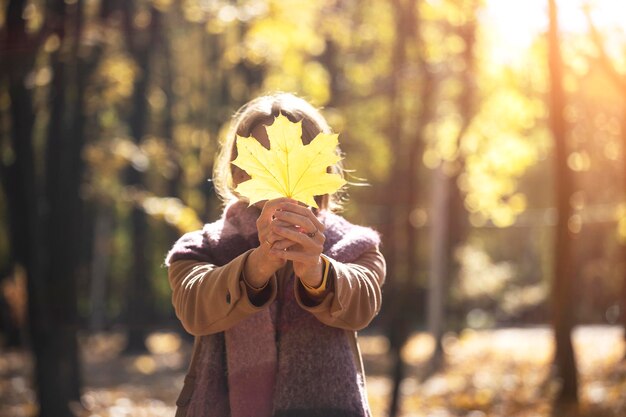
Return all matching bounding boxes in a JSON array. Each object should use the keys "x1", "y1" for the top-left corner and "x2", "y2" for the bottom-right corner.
[{"x1": 231, "y1": 114, "x2": 346, "y2": 208}]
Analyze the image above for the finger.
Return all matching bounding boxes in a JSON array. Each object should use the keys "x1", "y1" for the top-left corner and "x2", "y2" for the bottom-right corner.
[
  {"x1": 268, "y1": 218, "x2": 310, "y2": 237},
  {"x1": 273, "y1": 210, "x2": 318, "y2": 234},
  {"x1": 265, "y1": 197, "x2": 298, "y2": 212},
  {"x1": 270, "y1": 219, "x2": 292, "y2": 228},
  {"x1": 273, "y1": 225, "x2": 323, "y2": 251},
  {"x1": 259, "y1": 198, "x2": 298, "y2": 222},
  {"x1": 257, "y1": 199, "x2": 297, "y2": 240},
  {"x1": 259, "y1": 220, "x2": 290, "y2": 245},
  {"x1": 271, "y1": 239, "x2": 297, "y2": 251},
  {"x1": 271, "y1": 248, "x2": 319, "y2": 264},
  {"x1": 262, "y1": 233, "x2": 288, "y2": 247},
  {"x1": 278, "y1": 202, "x2": 325, "y2": 232},
  {"x1": 258, "y1": 218, "x2": 290, "y2": 234}
]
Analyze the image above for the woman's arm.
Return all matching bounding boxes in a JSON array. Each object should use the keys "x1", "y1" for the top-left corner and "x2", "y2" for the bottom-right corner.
[
  {"x1": 168, "y1": 198, "x2": 301, "y2": 336},
  {"x1": 294, "y1": 247, "x2": 386, "y2": 331},
  {"x1": 168, "y1": 250, "x2": 277, "y2": 336}
]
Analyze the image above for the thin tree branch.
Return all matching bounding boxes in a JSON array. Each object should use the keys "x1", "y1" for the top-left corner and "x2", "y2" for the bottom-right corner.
[{"x1": 583, "y1": 5, "x2": 626, "y2": 90}]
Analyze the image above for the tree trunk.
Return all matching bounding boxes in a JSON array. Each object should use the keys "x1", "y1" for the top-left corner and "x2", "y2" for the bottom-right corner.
[
  {"x1": 89, "y1": 207, "x2": 114, "y2": 331},
  {"x1": 122, "y1": 4, "x2": 160, "y2": 354},
  {"x1": 428, "y1": 165, "x2": 450, "y2": 368},
  {"x1": 428, "y1": 5, "x2": 477, "y2": 368},
  {"x1": 42, "y1": 0, "x2": 85, "y2": 407},
  {"x1": 81, "y1": 0, "x2": 129, "y2": 335},
  {"x1": 547, "y1": 0, "x2": 579, "y2": 404},
  {"x1": 0, "y1": 0, "x2": 38, "y2": 350},
  {"x1": 0, "y1": 32, "x2": 23, "y2": 344},
  {"x1": 3, "y1": 2, "x2": 53, "y2": 411},
  {"x1": 3, "y1": 0, "x2": 87, "y2": 415},
  {"x1": 622, "y1": 99, "x2": 626, "y2": 356},
  {"x1": 583, "y1": 2, "x2": 626, "y2": 359},
  {"x1": 0, "y1": 278, "x2": 23, "y2": 347},
  {"x1": 386, "y1": 1, "x2": 411, "y2": 415}
]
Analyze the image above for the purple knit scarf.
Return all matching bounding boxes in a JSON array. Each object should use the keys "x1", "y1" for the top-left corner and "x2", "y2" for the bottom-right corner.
[{"x1": 166, "y1": 200, "x2": 380, "y2": 417}]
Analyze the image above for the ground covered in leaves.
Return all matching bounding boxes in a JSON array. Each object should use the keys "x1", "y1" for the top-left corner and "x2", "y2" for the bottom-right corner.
[{"x1": 0, "y1": 326, "x2": 624, "y2": 417}]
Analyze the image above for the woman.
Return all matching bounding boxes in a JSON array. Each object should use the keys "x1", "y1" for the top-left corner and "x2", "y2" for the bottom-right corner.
[{"x1": 166, "y1": 93, "x2": 386, "y2": 417}]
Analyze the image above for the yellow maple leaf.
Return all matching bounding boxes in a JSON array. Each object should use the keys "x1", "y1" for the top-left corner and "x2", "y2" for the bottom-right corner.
[{"x1": 231, "y1": 114, "x2": 346, "y2": 208}]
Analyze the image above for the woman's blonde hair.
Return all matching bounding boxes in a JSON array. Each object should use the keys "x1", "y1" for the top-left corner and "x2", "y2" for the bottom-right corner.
[{"x1": 213, "y1": 92, "x2": 345, "y2": 210}]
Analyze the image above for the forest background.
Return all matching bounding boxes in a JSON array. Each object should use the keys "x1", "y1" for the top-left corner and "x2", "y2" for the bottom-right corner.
[{"x1": 1, "y1": 0, "x2": 625, "y2": 416}]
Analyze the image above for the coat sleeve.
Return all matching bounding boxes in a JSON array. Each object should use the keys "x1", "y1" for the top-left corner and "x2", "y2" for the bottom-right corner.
[
  {"x1": 294, "y1": 247, "x2": 386, "y2": 331},
  {"x1": 168, "y1": 249, "x2": 277, "y2": 336}
]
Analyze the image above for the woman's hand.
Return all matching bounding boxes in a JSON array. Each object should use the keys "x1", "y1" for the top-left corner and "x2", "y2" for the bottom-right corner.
[
  {"x1": 269, "y1": 201, "x2": 326, "y2": 288},
  {"x1": 243, "y1": 198, "x2": 295, "y2": 288}
]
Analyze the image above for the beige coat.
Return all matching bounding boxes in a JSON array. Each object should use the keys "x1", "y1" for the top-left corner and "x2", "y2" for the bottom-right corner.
[{"x1": 168, "y1": 247, "x2": 386, "y2": 413}]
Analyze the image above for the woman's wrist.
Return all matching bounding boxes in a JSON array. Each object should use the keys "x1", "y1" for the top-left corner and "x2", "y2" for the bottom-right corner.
[
  {"x1": 242, "y1": 269, "x2": 269, "y2": 291},
  {"x1": 243, "y1": 248, "x2": 274, "y2": 288},
  {"x1": 300, "y1": 256, "x2": 331, "y2": 296},
  {"x1": 298, "y1": 257, "x2": 324, "y2": 288}
]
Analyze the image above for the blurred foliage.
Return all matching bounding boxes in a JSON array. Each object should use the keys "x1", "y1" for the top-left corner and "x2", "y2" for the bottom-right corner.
[{"x1": 0, "y1": 0, "x2": 625, "y2": 331}]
